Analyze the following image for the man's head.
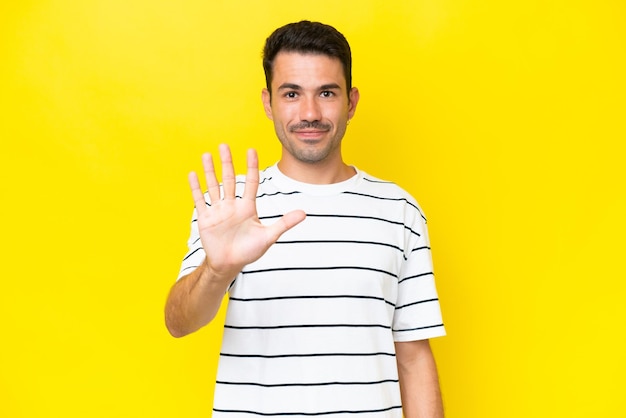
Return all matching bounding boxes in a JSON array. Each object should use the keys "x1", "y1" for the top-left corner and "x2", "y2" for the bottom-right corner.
[
  {"x1": 261, "y1": 21, "x2": 359, "y2": 181},
  {"x1": 263, "y1": 21, "x2": 352, "y2": 96}
]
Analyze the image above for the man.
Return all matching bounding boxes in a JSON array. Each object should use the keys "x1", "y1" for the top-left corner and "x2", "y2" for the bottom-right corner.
[{"x1": 165, "y1": 21, "x2": 446, "y2": 418}]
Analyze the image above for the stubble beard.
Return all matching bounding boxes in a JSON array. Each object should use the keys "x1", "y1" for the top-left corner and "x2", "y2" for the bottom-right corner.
[{"x1": 278, "y1": 122, "x2": 348, "y2": 164}]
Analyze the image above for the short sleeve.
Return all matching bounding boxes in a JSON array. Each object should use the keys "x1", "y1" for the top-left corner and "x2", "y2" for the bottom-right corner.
[
  {"x1": 392, "y1": 209, "x2": 446, "y2": 341},
  {"x1": 176, "y1": 206, "x2": 206, "y2": 281}
]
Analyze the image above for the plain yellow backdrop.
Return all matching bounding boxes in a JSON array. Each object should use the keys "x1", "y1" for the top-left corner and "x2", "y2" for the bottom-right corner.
[{"x1": 1, "y1": 1, "x2": 624, "y2": 417}]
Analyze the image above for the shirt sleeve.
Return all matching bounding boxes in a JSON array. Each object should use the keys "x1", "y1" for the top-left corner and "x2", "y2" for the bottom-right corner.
[
  {"x1": 392, "y1": 204, "x2": 446, "y2": 342},
  {"x1": 176, "y1": 206, "x2": 206, "y2": 281}
]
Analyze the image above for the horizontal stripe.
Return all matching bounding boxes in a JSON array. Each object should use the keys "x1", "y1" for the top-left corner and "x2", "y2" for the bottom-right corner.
[
  {"x1": 179, "y1": 265, "x2": 198, "y2": 275},
  {"x1": 220, "y1": 352, "x2": 396, "y2": 359},
  {"x1": 224, "y1": 324, "x2": 391, "y2": 330},
  {"x1": 395, "y1": 298, "x2": 439, "y2": 310},
  {"x1": 275, "y1": 239, "x2": 405, "y2": 255},
  {"x1": 186, "y1": 239, "x2": 407, "y2": 258},
  {"x1": 398, "y1": 271, "x2": 433, "y2": 284},
  {"x1": 342, "y1": 191, "x2": 427, "y2": 222},
  {"x1": 181, "y1": 246, "x2": 203, "y2": 261},
  {"x1": 185, "y1": 240, "x2": 417, "y2": 262},
  {"x1": 411, "y1": 245, "x2": 431, "y2": 253},
  {"x1": 257, "y1": 190, "x2": 302, "y2": 199},
  {"x1": 216, "y1": 379, "x2": 399, "y2": 387},
  {"x1": 242, "y1": 266, "x2": 398, "y2": 278},
  {"x1": 393, "y1": 323, "x2": 444, "y2": 333},
  {"x1": 361, "y1": 177, "x2": 393, "y2": 185},
  {"x1": 213, "y1": 405, "x2": 403, "y2": 417},
  {"x1": 228, "y1": 294, "x2": 395, "y2": 307}
]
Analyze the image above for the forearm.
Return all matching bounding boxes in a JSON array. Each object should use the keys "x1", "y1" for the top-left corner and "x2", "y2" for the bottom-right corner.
[
  {"x1": 395, "y1": 340, "x2": 444, "y2": 418},
  {"x1": 164, "y1": 258, "x2": 233, "y2": 337}
]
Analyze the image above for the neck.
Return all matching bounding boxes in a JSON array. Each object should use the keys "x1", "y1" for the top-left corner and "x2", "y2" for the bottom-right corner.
[{"x1": 277, "y1": 157, "x2": 355, "y2": 184}]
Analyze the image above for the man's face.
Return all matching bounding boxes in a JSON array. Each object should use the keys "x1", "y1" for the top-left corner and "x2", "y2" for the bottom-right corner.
[{"x1": 262, "y1": 52, "x2": 359, "y2": 166}]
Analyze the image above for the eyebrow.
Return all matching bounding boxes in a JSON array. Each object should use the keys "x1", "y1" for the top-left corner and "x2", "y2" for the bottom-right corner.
[
  {"x1": 277, "y1": 83, "x2": 342, "y2": 91},
  {"x1": 277, "y1": 83, "x2": 302, "y2": 91}
]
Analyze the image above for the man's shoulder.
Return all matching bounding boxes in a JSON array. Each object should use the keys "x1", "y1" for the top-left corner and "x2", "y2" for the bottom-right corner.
[
  {"x1": 358, "y1": 170, "x2": 416, "y2": 200},
  {"x1": 357, "y1": 169, "x2": 427, "y2": 223}
]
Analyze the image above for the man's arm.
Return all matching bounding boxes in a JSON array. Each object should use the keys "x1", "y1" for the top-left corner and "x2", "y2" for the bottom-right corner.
[
  {"x1": 395, "y1": 339, "x2": 444, "y2": 418},
  {"x1": 164, "y1": 145, "x2": 306, "y2": 338},
  {"x1": 164, "y1": 258, "x2": 232, "y2": 338}
]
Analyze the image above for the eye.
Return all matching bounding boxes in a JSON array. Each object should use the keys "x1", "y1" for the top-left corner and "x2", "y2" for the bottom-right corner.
[
  {"x1": 320, "y1": 91, "x2": 335, "y2": 98},
  {"x1": 284, "y1": 91, "x2": 298, "y2": 99}
]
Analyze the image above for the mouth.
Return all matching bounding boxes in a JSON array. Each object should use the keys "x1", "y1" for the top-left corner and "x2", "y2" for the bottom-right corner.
[{"x1": 292, "y1": 129, "x2": 328, "y2": 140}]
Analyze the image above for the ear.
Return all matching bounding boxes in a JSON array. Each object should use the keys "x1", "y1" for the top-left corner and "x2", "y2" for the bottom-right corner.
[
  {"x1": 261, "y1": 88, "x2": 273, "y2": 120},
  {"x1": 347, "y1": 87, "x2": 360, "y2": 120}
]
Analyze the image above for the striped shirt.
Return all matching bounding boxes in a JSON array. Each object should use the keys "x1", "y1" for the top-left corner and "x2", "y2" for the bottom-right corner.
[{"x1": 178, "y1": 164, "x2": 445, "y2": 417}]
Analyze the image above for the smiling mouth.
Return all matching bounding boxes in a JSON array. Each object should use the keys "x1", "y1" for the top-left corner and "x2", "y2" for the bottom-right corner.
[
  {"x1": 294, "y1": 129, "x2": 327, "y2": 134},
  {"x1": 293, "y1": 130, "x2": 328, "y2": 141}
]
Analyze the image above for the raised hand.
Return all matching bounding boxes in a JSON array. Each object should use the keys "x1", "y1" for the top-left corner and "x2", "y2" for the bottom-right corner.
[
  {"x1": 188, "y1": 144, "x2": 306, "y2": 283},
  {"x1": 166, "y1": 146, "x2": 305, "y2": 337}
]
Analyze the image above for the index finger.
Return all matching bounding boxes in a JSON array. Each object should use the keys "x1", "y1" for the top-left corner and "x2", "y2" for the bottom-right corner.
[{"x1": 242, "y1": 148, "x2": 259, "y2": 201}]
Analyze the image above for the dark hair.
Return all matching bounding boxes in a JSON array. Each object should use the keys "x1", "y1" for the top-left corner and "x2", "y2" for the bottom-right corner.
[{"x1": 262, "y1": 21, "x2": 352, "y2": 95}]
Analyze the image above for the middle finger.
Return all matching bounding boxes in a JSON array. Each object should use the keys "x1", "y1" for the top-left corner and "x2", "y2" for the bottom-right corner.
[{"x1": 219, "y1": 144, "x2": 236, "y2": 200}]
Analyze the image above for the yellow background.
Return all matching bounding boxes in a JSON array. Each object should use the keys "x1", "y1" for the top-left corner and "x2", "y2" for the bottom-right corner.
[{"x1": 1, "y1": 1, "x2": 624, "y2": 417}]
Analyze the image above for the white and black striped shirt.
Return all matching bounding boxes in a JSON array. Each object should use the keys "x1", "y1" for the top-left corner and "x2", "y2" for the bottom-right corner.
[{"x1": 178, "y1": 164, "x2": 445, "y2": 417}]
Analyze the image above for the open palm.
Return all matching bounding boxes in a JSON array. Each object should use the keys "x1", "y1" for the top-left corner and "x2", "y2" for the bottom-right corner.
[{"x1": 189, "y1": 144, "x2": 306, "y2": 282}]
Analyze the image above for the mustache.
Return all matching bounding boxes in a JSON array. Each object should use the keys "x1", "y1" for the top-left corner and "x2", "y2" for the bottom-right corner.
[{"x1": 289, "y1": 121, "x2": 331, "y2": 132}]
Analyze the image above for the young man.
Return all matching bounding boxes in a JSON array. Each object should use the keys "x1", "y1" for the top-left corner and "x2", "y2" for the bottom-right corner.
[{"x1": 165, "y1": 21, "x2": 446, "y2": 418}]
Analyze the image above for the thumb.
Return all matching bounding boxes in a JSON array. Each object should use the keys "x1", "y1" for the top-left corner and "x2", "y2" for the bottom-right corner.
[{"x1": 266, "y1": 210, "x2": 306, "y2": 243}]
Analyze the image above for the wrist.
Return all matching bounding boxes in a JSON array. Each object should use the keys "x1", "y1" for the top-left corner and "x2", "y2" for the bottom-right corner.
[{"x1": 202, "y1": 257, "x2": 239, "y2": 287}]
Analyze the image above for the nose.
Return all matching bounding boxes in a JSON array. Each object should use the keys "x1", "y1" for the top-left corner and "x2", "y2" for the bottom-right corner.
[{"x1": 299, "y1": 96, "x2": 322, "y2": 122}]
